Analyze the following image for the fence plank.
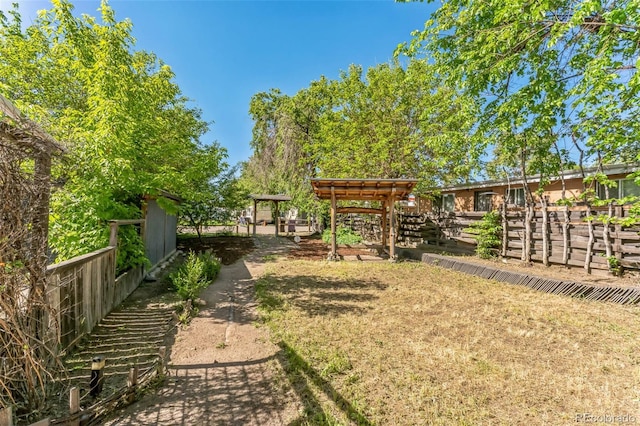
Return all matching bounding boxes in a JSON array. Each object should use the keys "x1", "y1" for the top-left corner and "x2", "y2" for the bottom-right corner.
[{"x1": 45, "y1": 245, "x2": 133, "y2": 355}]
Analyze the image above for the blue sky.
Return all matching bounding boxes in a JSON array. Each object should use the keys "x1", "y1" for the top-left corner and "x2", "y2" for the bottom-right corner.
[{"x1": 2, "y1": 0, "x2": 436, "y2": 168}]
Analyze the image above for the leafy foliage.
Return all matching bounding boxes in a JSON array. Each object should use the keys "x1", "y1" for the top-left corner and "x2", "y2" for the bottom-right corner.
[
  {"x1": 0, "y1": 1, "x2": 230, "y2": 269},
  {"x1": 242, "y1": 60, "x2": 482, "y2": 214},
  {"x1": 322, "y1": 226, "x2": 363, "y2": 245},
  {"x1": 465, "y1": 211, "x2": 503, "y2": 259},
  {"x1": 399, "y1": 0, "x2": 640, "y2": 216},
  {"x1": 170, "y1": 252, "x2": 221, "y2": 302}
]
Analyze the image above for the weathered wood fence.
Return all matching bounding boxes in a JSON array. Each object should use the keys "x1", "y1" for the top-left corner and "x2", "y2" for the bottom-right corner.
[
  {"x1": 399, "y1": 205, "x2": 640, "y2": 273},
  {"x1": 44, "y1": 220, "x2": 146, "y2": 354},
  {"x1": 45, "y1": 249, "x2": 143, "y2": 353}
]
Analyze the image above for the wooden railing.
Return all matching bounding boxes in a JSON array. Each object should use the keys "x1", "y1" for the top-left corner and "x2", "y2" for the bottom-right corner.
[{"x1": 45, "y1": 247, "x2": 144, "y2": 354}]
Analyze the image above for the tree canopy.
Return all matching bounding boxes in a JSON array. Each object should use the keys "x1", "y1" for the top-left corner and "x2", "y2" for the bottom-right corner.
[
  {"x1": 242, "y1": 59, "x2": 483, "y2": 211},
  {"x1": 0, "y1": 0, "x2": 232, "y2": 268},
  {"x1": 399, "y1": 0, "x2": 640, "y2": 184}
]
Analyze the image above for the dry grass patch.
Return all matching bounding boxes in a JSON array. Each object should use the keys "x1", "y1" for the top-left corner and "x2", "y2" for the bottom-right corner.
[{"x1": 256, "y1": 259, "x2": 640, "y2": 425}]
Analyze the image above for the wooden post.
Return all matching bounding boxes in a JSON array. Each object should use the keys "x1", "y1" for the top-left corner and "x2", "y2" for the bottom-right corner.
[
  {"x1": 330, "y1": 186, "x2": 337, "y2": 260},
  {"x1": 0, "y1": 406, "x2": 13, "y2": 426},
  {"x1": 252, "y1": 199, "x2": 257, "y2": 237},
  {"x1": 69, "y1": 387, "x2": 79, "y2": 426},
  {"x1": 158, "y1": 346, "x2": 166, "y2": 376},
  {"x1": 614, "y1": 205, "x2": 623, "y2": 262},
  {"x1": 274, "y1": 201, "x2": 279, "y2": 238},
  {"x1": 127, "y1": 365, "x2": 138, "y2": 403},
  {"x1": 389, "y1": 188, "x2": 397, "y2": 261},
  {"x1": 109, "y1": 221, "x2": 118, "y2": 247},
  {"x1": 381, "y1": 200, "x2": 387, "y2": 249}
]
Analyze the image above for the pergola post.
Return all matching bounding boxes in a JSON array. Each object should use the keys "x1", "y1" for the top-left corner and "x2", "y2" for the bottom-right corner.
[
  {"x1": 381, "y1": 199, "x2": 387, "y2": 249},
  {"x1": 330, "y1": 186, "x2": 337, "y2": 260},
  {"x1": 274, "y1": 201, "x2": 279, "y2": 238},
  {"x1": 252, "y1": 198, "x2": 257, "y2": 237},
  {"x1": 389, "y1": 186, "x2": 397, "y2": 261}
]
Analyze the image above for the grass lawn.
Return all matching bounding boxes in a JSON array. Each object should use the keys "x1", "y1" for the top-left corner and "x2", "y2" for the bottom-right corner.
[{"x1": 256, "y1": 259, "x2": 640, "y2": 425}]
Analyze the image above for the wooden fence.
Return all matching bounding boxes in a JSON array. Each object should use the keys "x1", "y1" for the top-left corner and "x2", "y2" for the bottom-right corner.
[
  {"x1": 399, "y1": 205, "x2": 640, "y2": 273},
  {"x1": 45, "y1": 248, "x2": 144, "y2": 353}
]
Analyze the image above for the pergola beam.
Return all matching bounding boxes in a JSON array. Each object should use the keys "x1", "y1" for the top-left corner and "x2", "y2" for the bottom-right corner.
[{"x1": 336, "y1": 207, "x2": 385, "y2": 215}]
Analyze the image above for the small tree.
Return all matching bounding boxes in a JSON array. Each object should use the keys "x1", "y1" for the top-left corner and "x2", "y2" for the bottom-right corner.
[{"x1": 465, "y1": 210, "x2": 503, "y2": 259}]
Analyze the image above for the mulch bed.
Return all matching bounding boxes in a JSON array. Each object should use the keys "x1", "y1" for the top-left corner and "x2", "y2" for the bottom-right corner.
[
  {"x1": 177, "y1": 235, "x2": 256, "y2": 265},
  {"x1": 285, "y1": 235, "x2": 376, "y2": 260}
]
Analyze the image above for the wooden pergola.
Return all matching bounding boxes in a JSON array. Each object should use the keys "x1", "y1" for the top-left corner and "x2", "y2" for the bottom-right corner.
[
  {"x1": 310, "y1": 178, "x2": 418, "y2": 260},
  {"x1": 248, "y1": 194, "x2": 292, "y2": 237}
]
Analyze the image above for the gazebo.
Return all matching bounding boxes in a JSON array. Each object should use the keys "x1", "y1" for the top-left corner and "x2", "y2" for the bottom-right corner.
[
  {"x1": 310, "y1": 178, "x2": 418, "y2": 260},
  {"x1": 248, "y1": 194, "x2": 292, "y2": 237}
]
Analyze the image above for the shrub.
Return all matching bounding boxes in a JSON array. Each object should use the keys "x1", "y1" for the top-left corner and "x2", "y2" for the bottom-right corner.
[
  {"x1": 322, "y1": 226, "x2": 363, "y2": 245},
  {"x1": 170, "y1": 252, "x2": 221, "y2": 302},
  {"x1": 465, "y1": 210, "x2": 502, "y2": 259}
]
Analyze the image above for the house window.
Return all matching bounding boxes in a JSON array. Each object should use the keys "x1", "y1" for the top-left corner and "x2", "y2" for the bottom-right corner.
[
  {"x1": 442, "y1": 193, "x2": 455, "y2": 212},
  {"x1": 434, "y1": 193, "x2": 455, "y2": 213},
  {"x1": 506, "y1": 188, "x2": 525, "y2": 207},
  {"x1": 620, "y1": 178, "x2": 640, "y2": 198},
  {"x1": 597, "y1": 178, "x2": 640, "y2": 200},
  {"x1": 474, "y1": 191, "x2": 493, "y2": 212}
]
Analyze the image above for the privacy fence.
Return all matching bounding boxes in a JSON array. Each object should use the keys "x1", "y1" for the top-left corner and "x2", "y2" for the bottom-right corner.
[{"x1": 399, "y1": 205, "x2": 640, "y2": 274}]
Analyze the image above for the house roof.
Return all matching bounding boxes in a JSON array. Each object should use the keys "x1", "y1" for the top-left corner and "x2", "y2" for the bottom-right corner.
[
  {"x1": 0, "y1": 94, "x2": 65, "y2": 154},
  {"x1": 439, "y1": 164, "x2": 639, "y2": 192},
  {"x1": 311, "y1": 178, "x2": 418, "y2": 201}
]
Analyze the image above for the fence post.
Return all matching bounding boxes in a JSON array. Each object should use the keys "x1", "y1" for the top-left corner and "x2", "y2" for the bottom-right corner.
[
  {"x1": 109, "y1": 221, "x2": 118, "y2": 247},
  {"x1": 0, "y1": 406, "x2": 13, "y2": 426},
  {"x1": 158, "y1": 346, "x2": 166, "y2": 377},
  {"x1": 69, "y1": 387, "x2": 79, "y2": 426},
  {"x1": 127, "y1": 365, "x2": 138, "y2": 403},
  {"x1": 614, "y1": 205, "x2": 623, "y2": 262}
]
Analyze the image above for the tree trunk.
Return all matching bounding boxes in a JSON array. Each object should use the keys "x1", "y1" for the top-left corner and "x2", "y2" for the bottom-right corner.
[{"x1": 602, "y1": 192, "x2": 613, "y2": 259}]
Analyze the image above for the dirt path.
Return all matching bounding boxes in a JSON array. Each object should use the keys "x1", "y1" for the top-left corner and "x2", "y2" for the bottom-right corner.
[{"x1": 105, "y1": 236, "x2": 301, "y2": 425}]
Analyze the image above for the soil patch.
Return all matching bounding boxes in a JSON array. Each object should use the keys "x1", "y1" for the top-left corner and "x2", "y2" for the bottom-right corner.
[
  {"x1": 285, "y1": 235, "x2": 376, "y2": 260},
  {"x1": 177, "y1": 235, "x2": 255, "y2": 265}
]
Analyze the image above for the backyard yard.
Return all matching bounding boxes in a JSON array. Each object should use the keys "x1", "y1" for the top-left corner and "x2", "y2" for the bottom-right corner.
[{"x1": 256, "y1": 256, "x2": 640, "y2": 425}]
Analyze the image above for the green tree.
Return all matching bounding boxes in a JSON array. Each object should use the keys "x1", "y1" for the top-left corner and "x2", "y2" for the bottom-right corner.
[
  {"x1": 400, "y1": 0, "x2": 640, "y2": 208},
  {"x1": 243, "y1": 59, "x2": 483, "y2": 210},
  {"x1": 0, "y1": 1, "x2": 230, "y2": 268}
]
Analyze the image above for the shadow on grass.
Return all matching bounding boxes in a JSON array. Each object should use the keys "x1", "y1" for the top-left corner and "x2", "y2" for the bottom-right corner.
[
  {"x1": 257, "y1": 274, "x2": 387, "y2": 317},
  {"x1": 277, "y1": 341, "x2": 372, "y2": 426}
]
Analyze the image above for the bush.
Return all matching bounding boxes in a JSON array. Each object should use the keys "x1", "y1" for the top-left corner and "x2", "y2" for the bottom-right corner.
[
  {"x1": 321, "y1": 226, "x2": 363, "y2": 245},
  {"x1": 465, "y1": 210, "x2": 502, "y2": 259},
  {"x1": 170, "y1": 252, "x2": 221, "y2": 302}
]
